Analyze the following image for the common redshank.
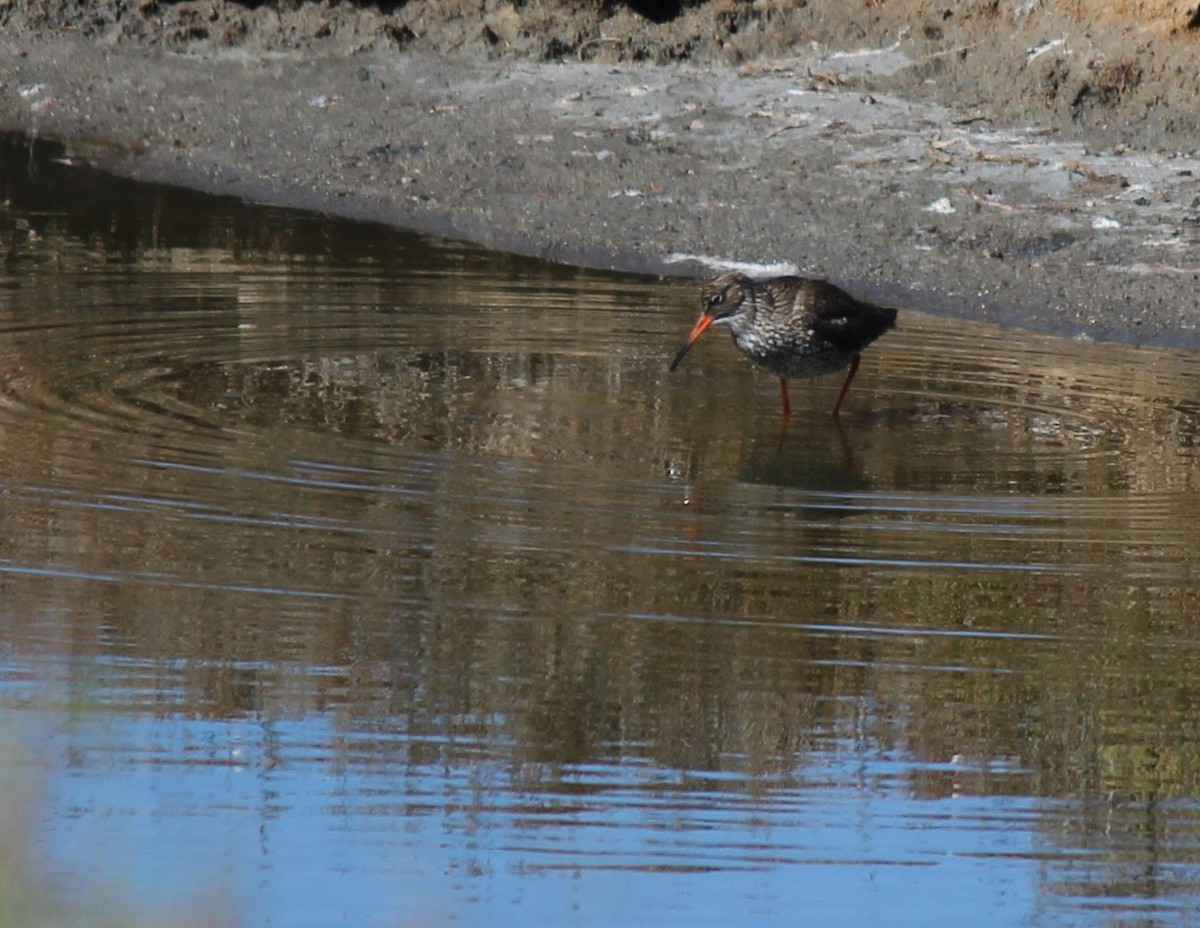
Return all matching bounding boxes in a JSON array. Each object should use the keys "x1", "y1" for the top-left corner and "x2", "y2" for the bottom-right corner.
[{"x1": 669, "y1": 272, "x2": 897, "y2": 419}]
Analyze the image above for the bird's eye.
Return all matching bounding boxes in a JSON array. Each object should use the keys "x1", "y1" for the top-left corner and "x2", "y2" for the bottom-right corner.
[{"x1": 706, "y1": 293, "x2": 722, "y2": 309}]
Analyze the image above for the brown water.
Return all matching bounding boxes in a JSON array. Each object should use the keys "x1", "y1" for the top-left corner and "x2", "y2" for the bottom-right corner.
[{"x1": 4, "y1": 132, "x2": 1200, "y2": 927}]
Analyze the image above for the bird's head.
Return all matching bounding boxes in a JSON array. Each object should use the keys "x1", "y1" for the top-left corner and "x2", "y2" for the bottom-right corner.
[{"x1": 668, "y1": 272, "x2": 752, "y2": 372}]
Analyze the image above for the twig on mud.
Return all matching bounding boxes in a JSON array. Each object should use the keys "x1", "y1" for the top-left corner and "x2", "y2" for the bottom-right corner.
[
  {"x1": 1063, "y1": 159, "x2": 1100, "y2": 180},
  {"x1": 1063, "y1": 159, "x2": 1129, "y2": 191},
  {"x1": 764, "y1": 119, "x2": 810, "y2": 140},
  {"x1": 737, "y1": 62, "x2": 796, "y2": 75},
  {"x1": 1110, "y1": 261, "x2": 1200, "y2": 276},
  {"x1": 930, "y1": 136, "x2": 979, "y2": 156},
  {"x1": 578, "y1": 36, "x2": 623, "y2": 60},
  {"x1": 985, "y1": 152, "x2": 1041, "y2": 167},
  {"x1": 954, "y1": 187, "x2": 1026, "y2": 212},
  {"x1": 911, "y1": 42, "x2": 980, "y2": 64},
  {"x1": 845, "y1": 154, "x2": 897, "y2": 168},
  {"x1": 808, "y1": 70, "x2": 852, "y2": 88},
  {"x1": 929, "y1": 135, "x2": 1041, "y2": 168}
]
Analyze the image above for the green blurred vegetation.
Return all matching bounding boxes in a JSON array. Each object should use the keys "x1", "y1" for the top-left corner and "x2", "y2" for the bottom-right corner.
[{"x1": 0, "y1": 733, "x2": 237, "y2": 928}]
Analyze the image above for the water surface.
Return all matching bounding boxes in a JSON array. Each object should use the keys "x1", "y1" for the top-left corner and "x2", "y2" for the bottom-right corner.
[{"x1": 4, "y1": 133, "x2": 1200, "y2": 927}]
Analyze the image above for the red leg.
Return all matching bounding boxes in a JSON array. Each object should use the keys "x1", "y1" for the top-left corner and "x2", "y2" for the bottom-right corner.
[
  {"x1": 779, "y1": 377, "x2": 792, "y2": 421},
  {"x1": 830, "y1": 353, "x2": 861, "y2": 418}
]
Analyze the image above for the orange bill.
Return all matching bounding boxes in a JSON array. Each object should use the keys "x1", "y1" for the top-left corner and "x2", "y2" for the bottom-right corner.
[{"x1": 668, "y1": 313, "x2": 714, "y2": 371}]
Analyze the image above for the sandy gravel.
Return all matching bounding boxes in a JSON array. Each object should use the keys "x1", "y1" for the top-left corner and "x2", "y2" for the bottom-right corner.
[{"x1": 2, "y1": 3, "x2": 1200, "y2": 346}]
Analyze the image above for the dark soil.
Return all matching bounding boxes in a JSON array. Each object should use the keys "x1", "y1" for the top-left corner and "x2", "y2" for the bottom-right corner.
[
  {"x1": 3, "y1": 1, "x2": 1200, "y2": 345},
  {"x1": 8, "y1": 1, "x2": 1200, "y2": 151}
]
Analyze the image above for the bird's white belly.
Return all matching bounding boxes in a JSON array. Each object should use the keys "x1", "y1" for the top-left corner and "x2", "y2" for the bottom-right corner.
[{"x1": 733, "y1": 330, "x2": 850, "y2": 379}]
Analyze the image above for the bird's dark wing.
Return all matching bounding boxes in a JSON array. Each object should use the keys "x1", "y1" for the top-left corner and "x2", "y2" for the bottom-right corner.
[{"x1": 805, "y1": 280, "x2": 897, "y2": 353}]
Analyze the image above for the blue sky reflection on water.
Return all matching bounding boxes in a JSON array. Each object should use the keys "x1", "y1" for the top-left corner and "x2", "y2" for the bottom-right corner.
[
  {"x1": 26, "y1": 707, "x2": 1051, "y2": 928},
  {"x1": 7, "y1": 131, "x2": 1200, "y2": 928}
]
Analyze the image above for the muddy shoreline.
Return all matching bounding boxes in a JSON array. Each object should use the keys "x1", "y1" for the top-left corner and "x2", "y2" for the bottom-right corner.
[{"x1": 3, "y1": 4, "x2": 1200, "y2": 347}]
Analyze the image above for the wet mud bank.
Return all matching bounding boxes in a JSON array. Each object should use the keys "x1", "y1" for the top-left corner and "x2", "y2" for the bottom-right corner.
[{"x1": 3, "y1": 2, "x2": 1200, "y2": 346}]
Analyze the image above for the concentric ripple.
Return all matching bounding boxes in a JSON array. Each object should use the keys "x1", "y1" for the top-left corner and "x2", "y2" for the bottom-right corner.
[{"x1": 6, "y1": 134, "x2": 1200, "y2": 928}]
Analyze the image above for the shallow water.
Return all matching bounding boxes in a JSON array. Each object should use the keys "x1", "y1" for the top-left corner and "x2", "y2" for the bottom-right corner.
[{"x1": 4, "y1": 132, "x2": 1200, "y2": 927}]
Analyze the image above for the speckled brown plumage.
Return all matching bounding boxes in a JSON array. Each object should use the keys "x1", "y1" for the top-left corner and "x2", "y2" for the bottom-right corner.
[{"x1": 669, "y1": 271, "x2": 897, "y2": 418}]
